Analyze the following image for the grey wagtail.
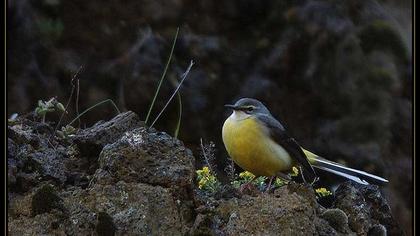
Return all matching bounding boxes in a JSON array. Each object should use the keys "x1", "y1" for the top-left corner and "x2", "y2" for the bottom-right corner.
[{"x1": 222, "y1": 98, "x2": 388, "y2": 190}]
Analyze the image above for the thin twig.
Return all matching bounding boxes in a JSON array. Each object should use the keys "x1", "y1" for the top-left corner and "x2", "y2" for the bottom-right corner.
[
  {"x1": 200, "y1": 138, "x2": 208, "y2": 163},
  {"x1": 54, "y1": 65, "x2": 83, "y2": 133},
  {"x1": 145, "y1": 27, "x2": 179, "y2": 125},
  {"x1": 200, "y1": 138, "x2": 217, "y2": 174},
  {"x1": 75, "y1": 75, "x2": 80, "y2": 127},
  {"x1": 149, "y1": 60, "x2": 194, "y2": 129}
]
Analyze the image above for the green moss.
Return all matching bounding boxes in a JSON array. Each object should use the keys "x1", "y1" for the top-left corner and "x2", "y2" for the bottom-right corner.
[
  {"x1": 31, "y1": 184, "x2": 63, "y2": 216},
  {"x1": 321, "y1": 208, "x2": 349, "y2": 233},
  {"x1": 95, "y1": 212, "x2": 117, "y2": 236}
]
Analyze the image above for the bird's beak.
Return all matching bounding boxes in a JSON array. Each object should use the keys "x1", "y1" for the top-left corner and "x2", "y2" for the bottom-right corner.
[{"x1": 224, "y1": 104, "x2": 238, "y2": 110}]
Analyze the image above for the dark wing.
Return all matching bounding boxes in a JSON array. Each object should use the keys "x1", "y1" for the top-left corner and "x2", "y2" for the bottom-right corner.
[{"x1": 256, "y1": 114, "x2": 317, "y2": 183}]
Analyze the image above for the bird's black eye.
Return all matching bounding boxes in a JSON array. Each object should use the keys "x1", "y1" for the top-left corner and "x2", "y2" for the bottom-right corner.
[{"x1": 246, "y1": 106, "x2": 254, "y2": 112}]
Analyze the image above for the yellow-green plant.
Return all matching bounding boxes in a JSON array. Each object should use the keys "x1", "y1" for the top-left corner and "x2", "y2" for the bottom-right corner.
[
  {"x1": 231, "y1": 171, "x2": 287, "y2": 191},
  {"x1": 196, "y1": 166, "x2": 221, "y2": 193},
  {"x1": 273, "y1": 177, "x2": 286, "y2": 188},
  {"x1": 291, "y1": 166, "x2": 300, "y2": 176},
  {"x1": 315, "y1": 187, "x2": 333, "y2": 197}
]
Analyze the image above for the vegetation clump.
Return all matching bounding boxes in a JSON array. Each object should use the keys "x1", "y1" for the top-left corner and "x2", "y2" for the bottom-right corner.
[{"x1": 196, "y1": 166, "x2": 221, "y2": 193}]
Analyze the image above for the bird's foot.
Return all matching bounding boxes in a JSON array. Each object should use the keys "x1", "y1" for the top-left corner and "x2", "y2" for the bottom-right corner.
[
  {"x1": 264, "y1": 176, "x2": 276, "y2": 193},
  {"x1": 310, "y1": 176, "x2": 320, "y2": 186}
]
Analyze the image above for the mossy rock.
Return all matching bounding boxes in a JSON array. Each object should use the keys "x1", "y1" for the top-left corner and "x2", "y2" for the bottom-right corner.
[
  {"x1": 31, "y1": 184, "x2": 63, "y2": 216},
  {"x1": 95, "y1": 212, "x2": 117, "y2": 236},
  {"x1": 320, "y1": 208, "x2": 349, "y2": 233}
]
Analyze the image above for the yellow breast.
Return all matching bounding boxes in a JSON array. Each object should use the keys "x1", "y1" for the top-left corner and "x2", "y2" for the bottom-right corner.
[{"x1": 222, "y1": 114, "x2": 293, "y2": 177}]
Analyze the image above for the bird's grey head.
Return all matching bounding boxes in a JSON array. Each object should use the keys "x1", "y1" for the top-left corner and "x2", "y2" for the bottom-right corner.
[{"x1": 225, "y1": 98, "x2": 271, "y2": 117}]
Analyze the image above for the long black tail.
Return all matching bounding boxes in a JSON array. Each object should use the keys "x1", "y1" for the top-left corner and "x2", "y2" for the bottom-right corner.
[{"x1": 310, "y1": 157, "x2": 388, "y2": 185}]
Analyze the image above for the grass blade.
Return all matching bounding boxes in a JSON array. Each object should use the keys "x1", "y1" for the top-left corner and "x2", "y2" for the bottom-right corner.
[
  {"x1": 67, "y1": 99, "x2": 120, "y2": 126},
  {"x1": 174, "y1": 91, "x2": 182, "y2": 138},
  {"x1": 144, "y1": 27, "x2": 179, "y2": 125},
  {"x1": 149, "y1": 60, "x2": 194, "y2": 129}
]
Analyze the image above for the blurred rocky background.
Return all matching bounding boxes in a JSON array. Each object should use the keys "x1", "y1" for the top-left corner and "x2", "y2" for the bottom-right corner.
[{"x1": 8, "y1": 0, "x2": 412, "y2": 234}]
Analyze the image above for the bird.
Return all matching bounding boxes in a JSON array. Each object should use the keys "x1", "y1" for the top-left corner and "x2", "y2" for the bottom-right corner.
[{"x1": 222, "y1": 98, "x2": 388, "y2": 191}]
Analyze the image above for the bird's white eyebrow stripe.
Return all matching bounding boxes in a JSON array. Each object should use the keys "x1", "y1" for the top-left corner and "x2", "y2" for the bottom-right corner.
[{"x1": 229, "y1": 110, "x2": 251, "y2": 121}]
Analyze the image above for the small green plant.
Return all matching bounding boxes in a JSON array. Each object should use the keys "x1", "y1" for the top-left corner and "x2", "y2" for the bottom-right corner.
[
  {"x1": 196, "y1": 166, "x2": 222, "y2": 193},
  {"x1": 56, "y1": 125, "x2": 77, "y2": 140},
  {"x1": 315, "y1": 187, "x2": 333, "y2": 197},
  {"x1": 35, "y1": 97, "x2": 66, "y2": 123},
  {"x1": 291, "y1": 166, "x2": 300, "y2": 176},
  {"x1": 231, "y1": 171, "x2": 287, "y2": 191},
  {"x1": 273, "y1": 177, "x2": 286, "y2": 188}
]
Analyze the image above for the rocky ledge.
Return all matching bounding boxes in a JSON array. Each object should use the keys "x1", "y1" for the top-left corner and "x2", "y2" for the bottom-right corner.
[{"x1": 7, "y1": 112, "x2": 404, "y2": 235}]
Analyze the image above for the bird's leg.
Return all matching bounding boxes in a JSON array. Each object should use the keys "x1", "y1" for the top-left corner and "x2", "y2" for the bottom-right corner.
[
  {"x1": 239, "y1": 176, "x2": 258, "y2": 193},
  {"x1": 264, "y1": 176, "x2": 276, "y2": 193},
  {"x1": 299, "y1": 166, "x2": 308, "y2": 184},
  {"x1": 310, "y1": 176, "x2": 320, "y2": 186},
  {"x1": 299, "y1": 166, "x2": 319, "y2": 186}
]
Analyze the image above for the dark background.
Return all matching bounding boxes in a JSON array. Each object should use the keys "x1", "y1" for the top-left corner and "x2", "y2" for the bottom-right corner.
[{"x1": 7, "y1": 0, "x2": 412, "y2": 234}]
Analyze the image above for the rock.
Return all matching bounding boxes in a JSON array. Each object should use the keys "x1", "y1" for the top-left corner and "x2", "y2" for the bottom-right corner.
[
  {"x1": 7, "y1": 138, "x2": 17, "y2": 158},
  {"x1": 96, "y1": 212, "x2": 117, "y2": 236},
  {"x1": 8, "y1": 118, "x2": 71, "y2": 192},
  {"x1": 9, "y1": 181, "x2": 190, "y2": 235},
  {"x1": 7, "y1": 139, "x2": 18, "y2": 186},
  {"x1": 8, "y1": 123, "x2": 40, "y2": 148},
  {"x1": 31, "y1": 184, "x2": 64, "y2": 216},
  {"x1": 334, "y1": 181, "x2": 404, "y2": 235},
  {"x1": 34, "y1": 181, "x2": 188, "y2": 235},
  {"x1": 91, "y1": 127, "x2": 195, "y2": 188},
  {"x1": 320, "y1": 208, "x2": 351, "y2": 233},
  {"x1": 73, "y1": 111, "x2": 144, "y2": 159},
  {"x1": 216, "y1": 185, "x2": 335, "y2": 236},
  {"x1": 8, "y1": 211, "x2": 69, "y2": 235},
  {"x1": 189, "y1": 213, "x2": 214, "y2": 236},
  {"x1": 368, "y1": 224, "x2": 387, "y2": 236},
  {"x1": 7, "y1": 110, "x2": 403, "y2": 235},
  {"x1": 190, "y1": 184, "x2": 343, "y2": 236},
  {"x1": 72, "y1": 182, "x2": 188, "y2": 235},
  {"x1": 8, "y1": 193, "x2": 32, "y2": 217},
  {"x1": 7, "y1": 110, "x2": 196, "y2": 235}
]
